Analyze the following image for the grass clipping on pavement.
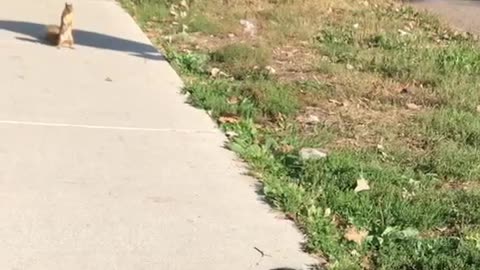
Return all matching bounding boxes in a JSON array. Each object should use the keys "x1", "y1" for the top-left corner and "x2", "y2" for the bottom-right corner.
[{"x1": 120, "y1": 0, "x2": 480, "y2": 268}]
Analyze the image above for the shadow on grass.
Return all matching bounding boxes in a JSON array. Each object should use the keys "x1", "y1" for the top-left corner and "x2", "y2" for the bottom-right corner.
[{"x1": 0, "y1": 20, "x2": 165, "y2": 61}]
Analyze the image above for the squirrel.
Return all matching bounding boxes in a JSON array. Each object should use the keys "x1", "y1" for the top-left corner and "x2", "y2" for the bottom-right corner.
[{"x1": 44, "y1": 3, "x2": 74, "y2": 49}]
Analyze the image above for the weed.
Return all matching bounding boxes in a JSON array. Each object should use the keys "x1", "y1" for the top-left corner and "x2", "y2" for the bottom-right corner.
[
  {"x1": 211, "y1": 43, "x2": 272, "y2": 79},
  {"x1": 185, "y1": 14, "x2": 222, "y2": 34},
  {"x1": 167, "y1": 51, "x2": 209, "y2": 75},
  {"x1": 240, "y1": 80, "x2": 299, "y2": 117}
]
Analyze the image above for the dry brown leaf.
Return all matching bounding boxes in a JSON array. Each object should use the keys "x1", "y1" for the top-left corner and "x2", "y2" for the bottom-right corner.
[
  {"x1": 361, "y1": 254, "x2": 373, "y2": 269},
  {"x1": 146, "y1": 32, "x2": 157, "y2": 39},
  {"x1": 354, "y1": 177, "x2": 370, "y2": 193},
  {"x1": 296, "y1": 114, "x2": 320, "y2": 125},
  {"x1": 285, "y1": 212, "x2": 297, "y2": 221},
  {"x1": 279, "y1": 144, "x2": 294, "y2": 153},
  {"x1": 227, "y1": 96, "x2": 239, "y2": 105},
  {"x1": 328, "y1": 99, "x2": 344, "y2": 106},
  {"x1": 180, "y1": 0, "x2": 189, "y2": 9},
  {"x1": 406, "y1": 103, "x2": 421, "y2": 110},
  {"x1": 344, "y1": 226, "x2": 369, "y2": 245},
  {"x1": 219, "y1": 116, "x2": 239, "y2": 124}
]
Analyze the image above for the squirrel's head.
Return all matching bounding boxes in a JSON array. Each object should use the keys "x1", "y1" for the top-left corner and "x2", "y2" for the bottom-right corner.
[{"x1": 64, "y1": 2, "x2": 73, "y2": 11}]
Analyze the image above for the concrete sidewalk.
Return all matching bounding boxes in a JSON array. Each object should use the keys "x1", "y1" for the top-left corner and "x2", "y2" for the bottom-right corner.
[{"x1": 0, "y1": 1, "x2": 315, "y2": 269}]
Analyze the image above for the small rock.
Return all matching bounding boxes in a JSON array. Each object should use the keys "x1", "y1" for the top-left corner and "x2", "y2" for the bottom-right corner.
[
  {"x1": 265, "y1": 65, "x2": 276, "y2": 75},
  {"x1": 477, "y1": 105, "x2": 480, "y2": 113},
  {"x1": 346, "y1": 64, "x2": 354, "y2": 70},
  {"x1": 353, "y1": 23, "x2": 359, "y2": 29},
  {"x1": 164, "y1": 35, "x2": 173, "y2": 43},
  {"x1": 299, "y1": 148, "x2": 328, "y2": 160},
  {"x1": 406, "y1": 103, "x2": 421, "y2": 110},
  {"x1": 210, "y1": 67, "x2": 221, "y2": 77},
  {"x1": 305, "y1": 114, "x2": 320, "y2": 124},
  {"x1": 240, "y1": 19, "x2": 256, "y2": 37},
  {"x1": 228, "y1": 33, "x2": 235, "y2": 38}
]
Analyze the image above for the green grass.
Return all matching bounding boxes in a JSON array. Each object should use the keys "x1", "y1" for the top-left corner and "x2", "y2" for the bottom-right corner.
[
  {"x1": 210, "y1": 43, "x2": 272, "y2": 79},
  {"x1": 119, "y1": 0, "x2": 480, "y2": 268},
  {"x1": 185, "y1": 14, "x2": 221, "y2": 34}
]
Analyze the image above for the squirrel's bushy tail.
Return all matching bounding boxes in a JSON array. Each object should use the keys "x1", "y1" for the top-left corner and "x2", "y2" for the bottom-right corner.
[{"x1": 44, "y1": 24, "x2": 60, "y2": 45}]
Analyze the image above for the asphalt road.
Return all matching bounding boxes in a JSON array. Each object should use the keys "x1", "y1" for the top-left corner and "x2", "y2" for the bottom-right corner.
[{"x1": 411, "y1": 0, "x2": 480, "y2": 35}]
